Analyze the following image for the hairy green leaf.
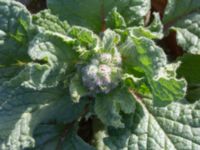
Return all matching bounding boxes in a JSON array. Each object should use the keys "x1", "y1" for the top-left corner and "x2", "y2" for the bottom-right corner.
[
  {"x1": 0, "y1": 0, "x2": 197, "y2": 149},
  {"x1": 69, "y1": 74, "x2": 88, "y2": 103},
  {"x1": 68, "y1": 26, "x2": 99, "y2": 49},
  {"x1": 120, "y1": 36, "x2": 186, "y2": 101},
  {"x1": 21, "y1": 31, "x2": 78, "y2": 90},
  {"x1": 95, "y1": 87, "x2": 136, "y2": 128},
  {"x1": 0, "y1": 84, "x2": 64, "y2": 150},
  {"x1": 102, "y1": 29, "x2": 120, "y2": 52},
  {"x1": 105, "y1": 98, "x2": 200, "y2": 150},
  {"x1": 29, "y1": 99, "x2": 90, "y2": 150},
  {"x1": 106, "y1": 7, "x2": 127, "y2": 29},
  {"x1": 0, "y1": 66, "x2": 87, "y2": 150},
  {"x1": 0, "y1": 0, "x2": 31, "y2": 85},
  {"x1": 0, "y1": 0, "x2": 31, "y2": 65},
  {"x1": 163, "y1": 0, "x2": 200, "y2": 24},
  {"x1": 172, "y1": 12, "x2": 200, "y2": 54},
  {"x1": 163, "y1": 0, "x2": 200, "y2": 54},
  {"x1": 33, "y1": 9, "x2": 70, "y2": 34}
]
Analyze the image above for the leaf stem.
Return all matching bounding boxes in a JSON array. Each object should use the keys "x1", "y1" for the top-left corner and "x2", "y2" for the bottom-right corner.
[{"x1": 100, "y1": 0, "x2": 106, "y2": 32}]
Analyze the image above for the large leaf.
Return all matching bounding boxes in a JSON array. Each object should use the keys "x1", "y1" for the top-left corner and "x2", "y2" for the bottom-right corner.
[
  {"x1": 120, "y1": 36, "x2": 186, "y2": 101},
  {"x1": 21, "y1": 31, "x2": 78, "y2": 90},
  {"x1": 105, "y1": 98, "x2": 200, "y2": 150},
  {"x1": 0, "y1": 61, "x2": 87, "y2": 150},
  {"x1": 0, "y1": 84, "x2": 62, "y2": 150},
  {"x1": 47, "y1": 0, "x2": 150, "y2": 32},
  {"x1": 0, "y1": 82, "x2": 88, "y2": 150},
  {"x1": 119, "y1": 36, "x2": 166, "y2": 74},
  {"x1": 163, "y1": 0, "x2": 200, "y2": 24}
]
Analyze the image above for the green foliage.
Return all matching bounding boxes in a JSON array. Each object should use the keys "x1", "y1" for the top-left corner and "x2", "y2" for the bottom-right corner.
[
  {"x1": 0, "y1": 0, "x2": 31, "y2": 65},
  {"x1": 163, "y1": 0, "x2": 200, "y2": 54},
  {"x1": 105, "y1": 98, "x2": 200, "y2": 150},
  {"x1": 32, "y1": 10, "x2": 70, "y2": 34},
  {"x1": 0, "y1": 0, "x2": 199, "y2": 149},
  {"x1": 47, "y1": 0, "x2": 150, "y2": 32}
]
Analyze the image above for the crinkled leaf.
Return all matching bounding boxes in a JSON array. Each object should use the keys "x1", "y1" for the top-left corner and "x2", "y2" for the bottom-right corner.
[
  {"x1": 147, "y1": 12, "x2": 163, "y2": 39},
  {"x1": 69, "y1": 74, "x2": 88, "y2": 103},
  {"x1": 33, "y1": 9, "x2": 70, "y2": 34},
  {"x1": 119, "y1": 36, "x2": 166, "y2": 73},
  {"x1": 148, "y1": 62, "x2": 186, "y2": 102},
  {"x1": 0, "y1": 64, "x2": 87, "y2": 150},
  {"x1": 0, "y1": 84, "x2": 64, "y2": 150},
  {"x1": 122, "y1": 73, "x2": 151, "y2": 98},
  {"x1": 120, "y1": 36, "x2": 186, "y2": 101},
  {"x1": 0, "y1": 0, "x2": 31, "y2": 65},
  {"x1": 126, "y1": 13, "x2": 163, "y2": 40},
  {"x1": 95, "y1": 87, "x2": 136, "y2": 128},
  {"x1": 171, "y1": 12, "x2": 200, "y2": 54},
  {"x1": 163, "y1": 0, "x2": 200, "y2": 54},
  {"x1": 28, "y1": 98, "x2": 89, "y2": 150},
  {"x1": 149, "y1": 76, "x2": 186, "y2": 102},
  {"x1": 68, "y1": 26, "x2": 100, "y2": 60},
  {"x1": 47, "y1": 0, "x2": 150, "y2": 32},
  {"x1": 0, "y1": 0, "x2": 31, "y2": 86},
  {"x1": 21, "y1": 31, "x2": 78, "y2": 90},
  {"x1": 0, "y1": 1, "x2": 196, "y2": 150},
  {"x1": 106, "y1": 7, "x2": 126, "y2": 29},
  {"x1": 115, "y1": 13, "x2": 163, "y2": 43},
  {"x1": 105, "y1": 98, "x2": 200, "y2": 150},
  {"x1": 68, "y1": 26, "x2": 99, "y2": 49},
  {"x1": 102, "y1": 29, "x2": 120, "y2": 52}
]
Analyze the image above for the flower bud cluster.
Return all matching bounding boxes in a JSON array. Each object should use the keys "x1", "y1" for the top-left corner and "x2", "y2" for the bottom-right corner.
[{"x1": 81, "y1": 51, "x2": 122, "y2": 93}]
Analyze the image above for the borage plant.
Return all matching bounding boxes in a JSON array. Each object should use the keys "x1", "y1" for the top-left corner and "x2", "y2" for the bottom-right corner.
[{"x1": 0, "y1": 0, "x2": 200, "y2": 150}]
